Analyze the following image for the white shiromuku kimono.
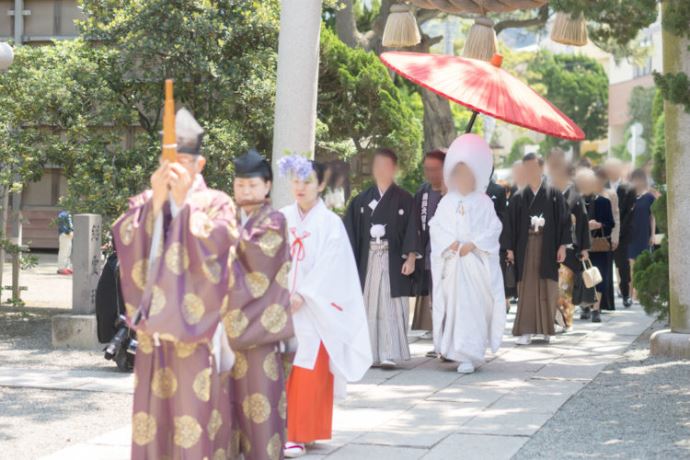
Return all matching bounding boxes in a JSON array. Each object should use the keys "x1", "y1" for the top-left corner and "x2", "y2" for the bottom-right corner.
[
  {"x1": 429, "y1": 133, "x2": 506, "y2": 366},
  {"x1": 281, "y1": 200, "x2": 372, "y2": 396}
]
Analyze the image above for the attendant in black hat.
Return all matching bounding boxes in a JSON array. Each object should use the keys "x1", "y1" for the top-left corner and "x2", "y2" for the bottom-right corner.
[{"x1": 225, "y1": 149, "x2": 295, "y2": 460}]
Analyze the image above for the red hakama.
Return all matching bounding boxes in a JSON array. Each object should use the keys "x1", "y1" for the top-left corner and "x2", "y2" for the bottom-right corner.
[{"x1": 286, "y1": 343, "x2": 334, "y2": 443}]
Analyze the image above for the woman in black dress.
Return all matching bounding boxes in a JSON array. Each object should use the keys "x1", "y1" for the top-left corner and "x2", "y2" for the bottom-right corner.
[
  {"x1": 579, "y1": 169, "x2": 616, "y2": 322},
  {"x1": 628, "y1": 168, "x2": 656, "y2": 300}
]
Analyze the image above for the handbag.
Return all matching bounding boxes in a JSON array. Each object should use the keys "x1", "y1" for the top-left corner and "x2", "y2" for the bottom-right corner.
[
  {"x1": 572, "y1": 274, "x2": 598, "y2": 306},
  {"x1": 581, "y1": 259, "x2": 603, "y2": 289},
  {"x1": 504, "y1": 261, "x2": 517, "y2": 289},
  {"x1": 589, "y1": 229, "x2": 611, "y2": 253}
]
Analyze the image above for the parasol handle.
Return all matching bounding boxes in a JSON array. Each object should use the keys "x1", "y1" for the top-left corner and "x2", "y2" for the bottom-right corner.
[{"x1": 465, "y1": 111, "x2": 479, "y2": 133}]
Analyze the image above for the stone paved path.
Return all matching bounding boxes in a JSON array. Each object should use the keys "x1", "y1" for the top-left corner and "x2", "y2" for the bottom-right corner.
[{"x1": 27, "y1": 302, "x2": 654, "y2": 460}]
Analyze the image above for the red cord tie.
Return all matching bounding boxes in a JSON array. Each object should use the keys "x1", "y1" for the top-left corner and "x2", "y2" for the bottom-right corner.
[{"x1": 289, "y1": 228, "x2": 310, "y2": 294}]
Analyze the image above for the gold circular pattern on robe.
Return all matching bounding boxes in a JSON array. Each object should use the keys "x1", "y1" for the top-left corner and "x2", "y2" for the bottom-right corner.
[
  {"x1": 149, "y1": 286, "x2": 166, "y2": 316},
  {"x1": 144, "y1": 210, "x2": 154, "y2": 236},
  {"x1": 266, "y1": 433, "x2": 282, "y2": 460},
  {"x1": 227, "y1": 264, "x2": 236, "y2": 290},
  {"x1": 119, "y1": 214, "x2": 136, "y2": 246},
  {"x1": 212, "y1": 448, "x2": 226, "y2": 460},
  {"x1": 173, "y1": 415, "x2": 203, "y2": 449},
  {"x1": 192, "y1": 368, "x2": 212, "y2": 402},
  {"x1": 231, "y1": 351, "x2": 248, "y2": 380},
  {"x1": 246, "y1": 272, "x2": 270, "y2": 298},
  {"x1": 207, "y1": 409, "x2": 223, "y2": 441},
  {"x1": 223, "y1": 309, "x2": 248, "y2": 339},
  {"x1": 278, "y1": 390, "x2": 287, "y2": 420},
  {"x1": 202, "y1": 257, "x2": 222, "y2": 284},
  {"x1": 132, "y1": 412, "x2": 157, "y2": 446},
  {"x1": 260, "y1": 304, "x2": 288, "y2": 334},
  {"x1": 125, "y1": 302, "x2": 137, "y2": 319},
  {"x1": 220, "y1": 295, "x2": 230, "y2": 316},
  {"x1": 229, "y1": 430, "x2": 251, "y2": 456},
  {"x1": 227, "y1": 221, "x2": 240, "y2": 241},
  {"x1": 131, "y1": 259, "x2": 148, "y2": 290},
  {"x1": 262, "y1": 352, "x2": 279, "y2": 382},
  {"x1": 259, "y1": 230, "x2": 283, "y2": 257},
  {"x1": 190, "y1": 210, "x2": 214, "y2": 239},
  {"x1": 182, "y1": 293, "x2": 206, "y2": 325},
  {"x1": 175, "y1": 341, "x2": 198, "y2": 359},
  {"x1": 165, "y1": 242, "x2": 190, "y2": 275},
  {"x1": 276, "y1": 262, "x2": 291, "y2": 290},
  {"x1": 151, "y1": 367, "x2": 178, "y2": 399},
  {"x1": 137, "y1": 332, "x2": 153, "y2": 354},
  {"x1": 242, "y1": 393, "x2": 271, "y2": 424}
]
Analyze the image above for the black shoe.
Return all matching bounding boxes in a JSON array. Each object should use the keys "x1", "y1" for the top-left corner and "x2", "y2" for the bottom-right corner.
[
  {"x1": 591, "y1": 310, "x2": 602, "y2": 323},
  {"x1": 580, "y1": 307, "x2": 591, "y2": 320},
  {"x1": 623, "y1": 298, "x2": 632, "y2": 308}
]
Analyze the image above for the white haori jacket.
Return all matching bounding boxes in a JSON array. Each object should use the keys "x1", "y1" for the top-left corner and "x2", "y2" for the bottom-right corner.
[{"x1": 281, "y1": 200, "x2": 373, "y2": 397}]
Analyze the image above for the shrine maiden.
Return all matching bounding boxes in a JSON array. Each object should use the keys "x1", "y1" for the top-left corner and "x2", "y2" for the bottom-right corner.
[
  {"x1": 279, "y1": 155, "x2": 372, "y2": 458},
  {"x1": 429, "y1": 134, "x2": 506, "y2": 373}
]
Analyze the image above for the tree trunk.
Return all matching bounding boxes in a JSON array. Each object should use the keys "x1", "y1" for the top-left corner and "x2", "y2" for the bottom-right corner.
[
  {"x1": 663, "y1": 20, "x2": 690, "y2": 333},
  {"x1": 421, "y1": 89, "x2": 457, "y2": 152},
  {"x1": 334, "y1": 0, "x2": 456, "y2": 151}
]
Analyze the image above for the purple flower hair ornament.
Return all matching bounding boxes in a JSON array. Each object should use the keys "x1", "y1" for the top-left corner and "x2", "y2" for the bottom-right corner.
[{"x1": 277, "y1": 154, "x2": 314, "y2": 181}]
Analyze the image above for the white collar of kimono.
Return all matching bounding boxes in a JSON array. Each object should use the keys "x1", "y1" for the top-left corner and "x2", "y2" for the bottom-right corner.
[
  {"x1": 297, "y1": 198, "x2": 325, "y2": 221},
  {"x1": 443, "y1": 133, "x2": 493, "y2": 194}
]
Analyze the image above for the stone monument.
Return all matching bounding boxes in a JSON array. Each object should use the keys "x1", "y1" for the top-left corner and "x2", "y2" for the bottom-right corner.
[{"x1": 52, "y1": 214, "x2": 102, "y2": 349}]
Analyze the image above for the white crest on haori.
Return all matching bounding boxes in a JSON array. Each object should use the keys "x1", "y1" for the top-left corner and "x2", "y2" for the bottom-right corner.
[
  {"x1": 370, "y1": 224, "x2": 386, "y2": 243},
  {"x1": 398, "y1": 208, "x2": 404, "y2": 216},
  {"x1": 530, "y1": 214, "x2": 546, "y2": 232}
]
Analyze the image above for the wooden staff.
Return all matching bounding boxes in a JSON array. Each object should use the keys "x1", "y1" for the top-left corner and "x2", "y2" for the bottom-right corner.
[{"x1": 161, "y1": 79, "x2": 177, "y2": 162}]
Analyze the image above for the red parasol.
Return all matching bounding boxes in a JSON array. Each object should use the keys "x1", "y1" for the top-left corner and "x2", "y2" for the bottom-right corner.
[{"x1": 379, "y1": 51, "x2": 585, "y2": 141}]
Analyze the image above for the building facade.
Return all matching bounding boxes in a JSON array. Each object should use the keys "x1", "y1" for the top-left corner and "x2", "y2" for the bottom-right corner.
[{"x1": 1, "y1": 0, "x2": 83, "y2": 248}]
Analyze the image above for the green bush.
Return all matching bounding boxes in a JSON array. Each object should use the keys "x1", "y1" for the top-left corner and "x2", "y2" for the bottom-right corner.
[{"x1": 634, "y1": 237, "x2": 670, "y2": 320}]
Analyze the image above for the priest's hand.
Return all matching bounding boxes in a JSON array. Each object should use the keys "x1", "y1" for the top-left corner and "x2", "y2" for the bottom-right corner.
[
  {"x1": 459, "y1": 242, "x2": 476, "y2": 257},
  {"x1": 151, "y1": 161, "x2": 170, "y2": 217},
  {"x1": 169, "y1": 163, "x2": 193, "y2": 208},
  {"x1": 506, "y1": 250, "x2": 515, "y2": 264},
  {"x1": 447, "y1": 241, "x2": 460, "y2": 253},
  {"x1": 290, "y1": 293, "x2": 304, "y2": 313},
  {"x1": 557, "y1": 245, "x2": 566, "y2": 263},
  {"x1": 401, "y1": 253, "x2": 416, "y2": 276}
]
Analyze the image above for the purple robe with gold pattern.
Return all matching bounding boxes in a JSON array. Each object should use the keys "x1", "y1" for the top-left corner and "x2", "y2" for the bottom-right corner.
[
  {"x1": 224, "y1": 204, "x2": 294, "y2": 460},
  {"x1": 113, "y1": 176, "x2": 238, "y2": 460}
]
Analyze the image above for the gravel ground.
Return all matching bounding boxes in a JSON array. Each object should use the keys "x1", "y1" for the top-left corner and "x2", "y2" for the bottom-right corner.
[
  {"x1": 0, "y1": 387, "x2": 132, "y2": 460},
  {"x1": 0, "y1": 306, "x2": 108, "y2": 370},
  {"x1": 514, "y1": 321, "x2": 690, "y2": 459},
  {"x1": 0, "y1": 305, "x2": 131, "y2": 459}
]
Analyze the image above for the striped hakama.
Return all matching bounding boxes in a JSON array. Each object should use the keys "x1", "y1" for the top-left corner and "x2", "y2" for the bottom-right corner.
[{"x1": 363, "y1": 240, "x2": 411, "y2": 364}]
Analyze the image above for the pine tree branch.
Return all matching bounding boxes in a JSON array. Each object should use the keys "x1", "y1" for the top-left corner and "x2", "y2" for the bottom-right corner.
[{"x1": 494, "y1": 5, "x2": 550, "y2": 36}]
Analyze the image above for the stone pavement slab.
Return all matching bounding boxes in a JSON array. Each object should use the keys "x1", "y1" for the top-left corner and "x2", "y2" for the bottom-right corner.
[
  {"x1": 423, "y1": 434, "x2": 528, "y2": 460},
  {"x1": 23, "y1": 302, "x2": 655, "y2": 460}
]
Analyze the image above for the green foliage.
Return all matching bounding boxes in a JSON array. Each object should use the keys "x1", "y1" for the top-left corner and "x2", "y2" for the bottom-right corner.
[
  {"x1": 652, "y1": 114, "x2": 666, "y2": 185},
  {"x1": 653, "y1": 0, "x2": 690, "y2": 112},
  {"x1": 654, "y1": 71, "x2": 690, "y2": 113},
  {"x1": 634, "y1": 237, "x2": 670, "y2": 320},
  {"x1": 527, "y1": 52, "x2": 608, "y2": 152},
  {"x1": 652, "y1": 191, "x2": 667, "y2": 235},
  {"x1": 555, "y1": 0, "x2": 658, "y2": 47},
  {"x1": 318, "y1": 27, "x2": 422, "y2": 175},
  {"x1": 506, "y1": 136, "x2": 533, "y2": 166}
]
